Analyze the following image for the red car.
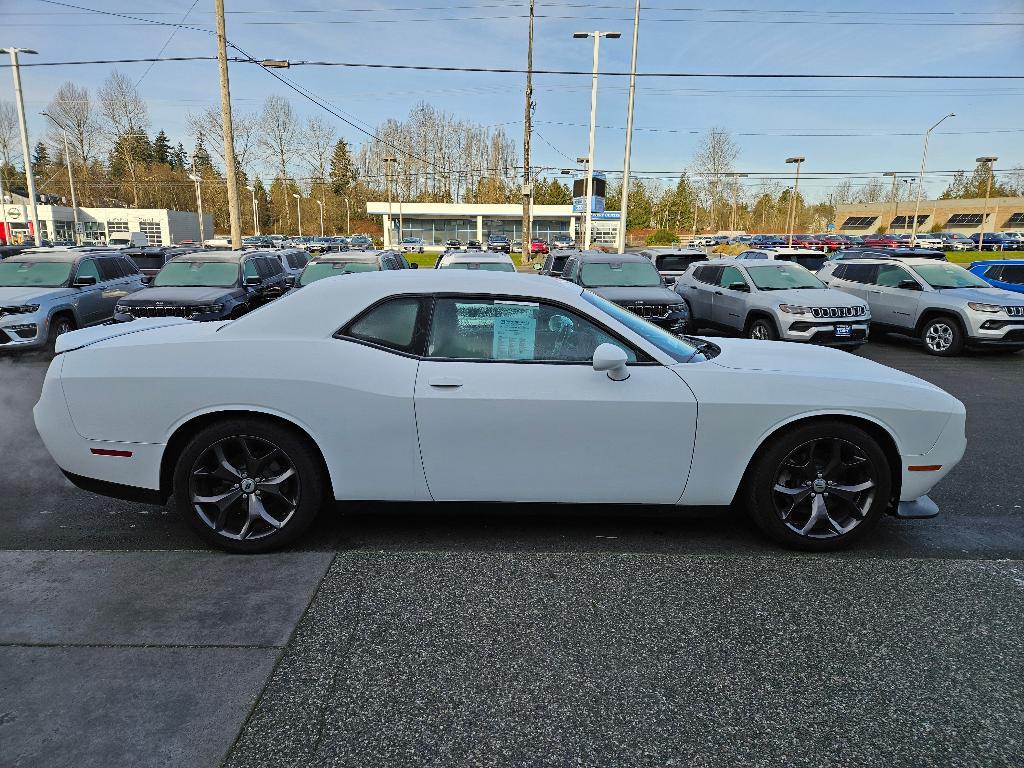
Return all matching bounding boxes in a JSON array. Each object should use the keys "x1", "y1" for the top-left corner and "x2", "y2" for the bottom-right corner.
[
  {"x1": 817, "y1": 234, "x2": 850, "y2": 252},
  {"x1": 861, "y1": 234, "x2": 908, "y2": 248},
  {"x1": 529, "y1": 239, "x2": 549, "y2": 255}
]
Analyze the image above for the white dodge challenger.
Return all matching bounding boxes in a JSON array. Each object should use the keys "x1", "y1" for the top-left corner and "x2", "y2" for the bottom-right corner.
[{"x1": 34, "y1": 271, "x2": 966, "y2": 553}]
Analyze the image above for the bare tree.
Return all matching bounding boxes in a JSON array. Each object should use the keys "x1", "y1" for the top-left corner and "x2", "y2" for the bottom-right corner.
[
  {"x1": 98, "y1": 70, "x2": 150, "y2": 206},
  {"x1": 258, "y1": 95, "x2": 300, "y2": 229},
  {"x1": 45, "y1": 82, "x2": 98, "y2": 166},
  {"x1": 187, "y1": 106, "x2": 259, "y2": 177},
  {"x1": 0, "y1": 100, "x2": 16, "y2": 196},
  {"x1": 690, "y1": 128, "x2": 740, "y2": 232}
]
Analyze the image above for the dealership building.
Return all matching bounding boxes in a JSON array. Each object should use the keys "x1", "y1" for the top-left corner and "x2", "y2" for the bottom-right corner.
[
  {"x1": 835, "y1": 196, "x2": 1024, "y2": 235},
  {"x1": 1, "y1": 194, "x2": 213, "y2": 246},
  {"x1": 367, "y1": 201, "x2": 622, "y2": 248}
]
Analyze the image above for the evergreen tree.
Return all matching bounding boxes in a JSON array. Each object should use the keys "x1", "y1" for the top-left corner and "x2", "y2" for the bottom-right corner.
[
  {"x1": 329, "y1": 138, "x2": 355, "y2": 195},
  {"x1": 170, "y1": 142, "x2": 188, "y2": 170},
  {"x1": 33, "y1": 141, "x2": 51, "y2": 168},
  {"x1": 192, "y1": 137, "x2": 215, "y2": 174},
  {"x1": 152, "y1": 130, "x2": 171, "y2": 165}
]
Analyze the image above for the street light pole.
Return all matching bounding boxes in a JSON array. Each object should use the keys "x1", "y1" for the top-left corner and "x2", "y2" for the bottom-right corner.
[
  {"x1": 574, "y1": 30, "x2": 620, "y2": 250},
  {"x1": 383, "y1": 157, "x2": 397, "y2": 247},
  {"x1": 728, "y1": 172, "x2": 748, "y2": 232},
  {"x1": 617, "y1": 0, "x2": 640, "y2": 254},
  {"x1": 785, "y1": 156, "x2": 805, "y2": 247},
  {"x1": 42, "y1": 111, "x2": 81, "y2": 245},
  {"x1": 882, "y1": 171, "x2": 898, "y2": 232},
  {"x1": 188, "y1": 172, "x2": 206, "y2": 244},
  {"x1": 344, "y1": 197, "x2": 351, "y2": 236},
  {"x1": 245, "y1": 185, "x2": 258, "y2": 236},
  {"x1": 976, "y1": 155, "x2": 998, "y2": 252},
  {"x1": 316, "y1": 198, "x2": 325, "y2": 237},
  {"x1": 293, "y1": 193, "x2": 302, "y2": 237},
  {"x1": 521, "y1": 0, "x2": 535, "y2": 262},
  {"x1": 2, "y1": 48, "x2": 40, "y2": 245},
  {"x1": 910, "y1": 112, "x2": 955, "y2": 247}
]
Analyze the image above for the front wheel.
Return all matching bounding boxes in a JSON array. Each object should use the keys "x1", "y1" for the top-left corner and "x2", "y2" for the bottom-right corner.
[
  {"x1": 46, "y1": 315, "x2": 76, "y2": 354},
  {"x1": 173, "y1": 419, "x2": 325, "y2": 553},
  {"x1": 921, "y1": 316, "x2": 964, "y2": 356},
  {"x1": 747, "y1": 317, "x2": 777, "y2": 341},
  {"x1": 744, "y1": 421, "x2": 891, "y2": 551}
]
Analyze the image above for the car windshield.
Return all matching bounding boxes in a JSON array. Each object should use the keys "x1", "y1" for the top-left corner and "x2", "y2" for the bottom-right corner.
[
  {"x1": 443, "y1": 262, "x2": 515, "y2": 272},
  {"x1": 0, "y1": 260, "x2": 73, "y2": 287},
  {"x1": 911, "y1": 262, "x2": 992, "y2": 289},
  {"x1": 300, "y1": 261, "x2": 378, "y2": 284},
  {"x1": 747, "y1": 264, "x2": 824, "y2": 290},
  {"x1": 153, "y1": 261, "x2": 239, "y2": 288},
  {"x1": 580, "y1": 261, "x2": 661, "y2": 288},
  {"x1": 401, "y1": 238, "x2": 418, "y2": 244},
  {"x1": 581, "y1": 291, "x2": 705, "y2": 363}
]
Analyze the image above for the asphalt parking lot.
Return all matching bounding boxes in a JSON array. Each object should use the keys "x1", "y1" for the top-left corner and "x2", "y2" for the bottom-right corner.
[{"x1": 1, "y1": 337, "x2": 1022, "y2": 768}]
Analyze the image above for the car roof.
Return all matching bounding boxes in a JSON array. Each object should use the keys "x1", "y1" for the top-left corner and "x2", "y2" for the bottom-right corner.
[
  {"x1": 570, "y1": 250, "x2": 652, "y2": 263},
  {"x1": 971, "y1": 259, "x2": 1024, "y2": 266},
  {"x1": 167, "y1": 249, "x2": 254, "y2": 263},
  {"x1": 643, "y1": 248, "x2": 705, "y2": 255},
  {"x1": 828, "y1": 256, "x2": 952, "y2": 266},
  {"x1": 3, "y1": 249, "x2": 104, "y2": 263},
  {"x1": 309, "y1": 250, "x2": 387, "y2": 263},
  {"x1": 441, "y1": 252, "x2": 513, "y2": 263},
  {"x1": 745, "y1": 248, "x2": 824, "y2": 256}
]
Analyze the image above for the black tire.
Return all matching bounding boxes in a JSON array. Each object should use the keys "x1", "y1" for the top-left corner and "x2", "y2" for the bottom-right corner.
[
  {"x1": 172, "y1": 418, "x2": 325, "y2": 553},
  {"x1": 46, "y1": 314, "x2": 76, "y2": 354},
  {"x1": 747, "y1": 316, "x2": 778, "y2": 341},
  {"x1": 743, "y1": 421, "x2": 891, "y2": 551},
  {"x1": 920, "y1": 316, "x2": 964, "y2": 356}
]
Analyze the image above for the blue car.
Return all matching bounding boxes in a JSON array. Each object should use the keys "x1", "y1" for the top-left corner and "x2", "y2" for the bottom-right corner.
[
  {"x1": 970, "y1": 232, "x2": 1019, "y2": 252},
  {"x1": 969, "y1": 260, "x2": 1024, "y2": 294}
]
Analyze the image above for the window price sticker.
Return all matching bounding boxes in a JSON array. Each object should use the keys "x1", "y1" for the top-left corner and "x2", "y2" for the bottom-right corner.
[{"x1": 492, "y1": 310, "x2": 537, "y2": 360}]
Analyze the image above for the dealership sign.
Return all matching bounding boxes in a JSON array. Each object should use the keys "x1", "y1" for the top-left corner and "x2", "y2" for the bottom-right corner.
[{"x1": 6, "y1": 207, "x2": 21, "y2": 220}]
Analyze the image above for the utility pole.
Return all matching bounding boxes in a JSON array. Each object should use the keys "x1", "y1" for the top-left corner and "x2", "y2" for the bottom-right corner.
[
  {"x1": 785, "y1": 156, "x2": 805, "y2": 247},
  {"x1": 344, "y1": 197, "x2": 351, "y2": 236},
  {"x1": 976, "y1": 155, "x2": 998, "y2": 252},
  {"x1": 617, "y1": 0, "x2": 641, "y2": 254},
  {"x1": 521, "y1": 0, "x2": 535, "y2": 261},
  {"x1": 728, "y1": 172, "x2": 748, "y2": 232},
  {"x1": 246, "y1": 184, "x2": 258, "y2": 236},
  {"x1": 214, "y1": 0, "x2": 242, "y2": 249},
  {"x1": 293, "y1": 193, "x2": 302, "y2": 237},
  {"x1": 383, "y1": 157, "x2": 397, "y2": 247},
  {"x1": 883, "y1": 171, "x2": 898, "y2": 232},
  {"x1": 317, "y1": 198, "x2": 325, "y2": 237},
  {"x1": 3, "y1": 48, "x2": 40, "y2": 246},
  {"x1": 42, "y1": 111, "x2": 81, "y2": 244}
]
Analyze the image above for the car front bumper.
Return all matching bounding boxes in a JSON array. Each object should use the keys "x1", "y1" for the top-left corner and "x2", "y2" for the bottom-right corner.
[
  {"x1": 0, "y1": 312, "x2": 48, "y2": 350},
  {"x1": 963, "y1": 315, "x2": 1024, "y2": 346},
  {"x1": 780, "y1": 319, "x2": 870, "y2": 346}
]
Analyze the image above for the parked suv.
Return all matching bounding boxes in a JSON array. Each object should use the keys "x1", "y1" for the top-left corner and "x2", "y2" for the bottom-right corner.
[
  {"x1": 294, "y1": 250, "x2": 410, "y2": 288},
  {"x1": 487, "y1": 235, "x2": 511, "y2": 253},
  {"x1": 971, "y1": 232, "x2": 1019, "y2": 252},
  {"x1": 969, "y1": 260, "x2": 1024, "y2": 294},
  {"x1": 123, "y1": 245, "x2": 200, "y2": 279},
  {"x1": 736, "y1": 247, "x2": 829, "y2": 272},
  {"x1": 272, "y1": 247, "x2": 310, "y2": 280},
  {"x1": 818, "y1": 257, "x2": 1024, "y2": 355},
  {"x1": 537, "y1": 248, "x2": 578, "y2": 278},
  {"x1": 114, "y1": 250, "x2": 290, "y2": 323},
  {"x1": 828, "y1": 247, "x2": 947, "y2": 262},
  {"x1": 676, "y1": 259, "x2": 869, "y2": 348},
  {"x1": 638, "y1": 248, "x2": 707, "y2": 285},
  {"x1": 0, "y1": 248, "x2": 145, "y2": 352},
  {"x1": 559, "y1": 251, "x2": 690, "y2": 333}
]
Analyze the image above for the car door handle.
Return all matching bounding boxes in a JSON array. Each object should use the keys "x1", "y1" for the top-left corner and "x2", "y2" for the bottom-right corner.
[
  {"x1": 714, "y1": 290, "x2": 724, "y2": 296},
  {"x1": 428, "y1": 377, "x2": 463, "y2": 389}
]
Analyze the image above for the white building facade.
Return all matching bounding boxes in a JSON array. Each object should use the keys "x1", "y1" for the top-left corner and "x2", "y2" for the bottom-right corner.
[
  {"x1": 1, "y1": 199, "x2": 213, "y2": 246},
  {"x1": 366, "y1": 201, "x2": 621, "y2": 248}
]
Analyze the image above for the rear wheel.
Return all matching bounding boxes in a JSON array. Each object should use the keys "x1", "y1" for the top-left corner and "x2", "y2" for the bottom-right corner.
[
  {"x1": 173, "y1": 419, "x2": 325, "y2": 553},
  {"x1": 921, "y1": 316, "x2": 964, "y2": 356},
  {"x1": 747, "y1": 317, "x2": 777, "y2": 341},
  {"x1": 744, "y1": 421, "x2": 891, "y2": 551}
]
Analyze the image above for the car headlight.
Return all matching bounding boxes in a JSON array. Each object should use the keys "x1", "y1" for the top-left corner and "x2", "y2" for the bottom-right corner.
[
  {"x1": 967, "y1": 302, "x2": 1003, "y2": 314},
  {"x1": 191, "y1": 303, "x2": 224, "y2": 315},
  {"x1": 779, "y1": 304, "x2": 811, "y2": 315},
  {"x1": 0, "y1": 304, "x2": 40, "y2": 316},
  {"x1": 115, "y1": 304, "x2": 129, "y2": 314}
]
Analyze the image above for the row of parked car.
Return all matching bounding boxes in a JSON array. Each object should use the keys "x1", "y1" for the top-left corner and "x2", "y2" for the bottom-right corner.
[{"x1": 691, "y1": 231, "x2": 1024, "y2": 252}]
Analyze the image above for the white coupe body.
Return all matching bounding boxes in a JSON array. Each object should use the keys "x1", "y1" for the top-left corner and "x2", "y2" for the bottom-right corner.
[{"x1": 34, "y1": 271, "x2": 966, "y2": 547}]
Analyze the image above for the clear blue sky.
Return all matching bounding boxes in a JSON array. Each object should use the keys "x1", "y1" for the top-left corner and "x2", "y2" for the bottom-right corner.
[{"x1": 7, "y1": 0, "x2": 1024, "y2": 202}]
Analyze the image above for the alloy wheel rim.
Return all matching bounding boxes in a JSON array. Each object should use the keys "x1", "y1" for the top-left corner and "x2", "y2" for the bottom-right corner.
[
  {"x1": 751, "y1": 323, "x2": 770, "y2": 340},
  {"x1": 54, "y1": 320, "x2": 72, "y2": 336},
  {"x1": 771, "y1": 437, "x2": 877, "y2": 539},
  {"x1": 189, "y1": 435, "x2": 299, "y2": 541},
  {"x1": 925, "y1": 323, "x2": 953, "y2": 352}
]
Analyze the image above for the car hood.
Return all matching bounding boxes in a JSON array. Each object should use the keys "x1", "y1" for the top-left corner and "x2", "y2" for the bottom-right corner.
[
  {"x1": 760, "y1": 288, "x2": 865, "y2": 308},
  {"x1": 0, "y1": 286, "x2": 74, "y2": 305},
  {"x1": 119, "y1": 286, "x2": 239, "y2": 304},
  {"x1": 934, "y1": 286, "x2": 1024, "y2": 305},
  {"x1": 588, "y1": 286, "x2": 684, "y2": 304}
]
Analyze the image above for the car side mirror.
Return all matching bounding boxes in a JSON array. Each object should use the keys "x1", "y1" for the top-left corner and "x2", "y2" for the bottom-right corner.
[
  {"x1": 244, "y1": 276, "x2": 262, "y2": 287},
  {"x1": 897, "y1": 279, "x2": 922, "y2": 291},
  {"x1": 283, "y1": 276, "x2": 296, "y2": 288},
  {"x1": 410, "y1": 262, "x2": 419, "y2": 269},
  {"x1": 73, "y1": 275, "x2": 97, "y2": 287},
  {"x1": 593, "y1": 343, "x2": 630, "y2": 381},
  {"x1": 140, "y1": 275, "x2": 152, "y2": 285},
  {"x1": 728, "y1": 281, "x2": 750, "y2": 292}
]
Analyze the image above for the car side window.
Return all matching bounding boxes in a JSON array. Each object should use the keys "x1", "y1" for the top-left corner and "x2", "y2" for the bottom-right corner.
[
  {"x1": 342, "y1": 297, "x2": 423, "y2": 354},
  {"x1": 119, "y1": 257, "x2": 140, "y2": 275},
  {"x1": 1000, "y1": 265, "x2": 1024, "y2": 285},
  {"x1": 264, "y1": 257, "x2": 284, "y2": 277},
  {"x1": 96, "y1": 257, "x2": 124, "y2": 281},
  {"x1": 842, "y1": 264, "x2": 878, "y2": 284},
  {"x1": 694, "y1": 265, "x2": 723, "y2": 286},
  {"x1": 75, "y1": 259, "x2": 101, "y2": 283},
  {"x1": 426, "y1": 297, "x2": 637, "y2": 363},
  {"x1": 831, "y1": 264, "x2": 847, "y2": 279},
  {"x1": 718, "y1": 266, "x2": 747, "y2": 289},
  {"x1": 875, "y1": 264, "x2": 913, "y2": 288},
  {"x1": 242, "y1": 259, "x2": 260, "y2": 281},
  {"x1": 562, "y1": 259, "x2": 579, "y2": 281}
]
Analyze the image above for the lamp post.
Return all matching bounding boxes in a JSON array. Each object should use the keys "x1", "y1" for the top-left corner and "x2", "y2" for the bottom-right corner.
[
  {"x1": 245, "y1": 185, "x2": 258, "y2": 236},
  {"x1": 785, "y1": 157, "x2": 805, "y2": 247},
  {"x1": 41, "y1": 111, "x2": 81, "y2": 245},
  {"x1": 344, "y1": 197, "x2": 351, "y2": 236},
  {"x1": 188, "y1": 172, "x2": 205, "y2": 244},
  {"x1": 616, "y1": 0, "x2": 641, "y2": 254},
  {"x1": 293, "y1": 193, "x2": 302, "y2": 237},
  {"x1": 383, "y1": 157, "x2": 397, "y2": 247},
  {"x1": 316, "y1": 198, "x2": 325, "y2": 238},
  {"x1": 728, "y1": 172, "x2": 748, "y2": 232},
  {"x1": 976, "y1": 156, "x2": 998, "y2": 252},
  {"x1": 573, "y1": 30, "x2": 620, "y2": 250},
  {"x1": 882, "y1": 171, "x2": 899, "y2": 232},
  {"x1": 2, "y1": 47, "x2": 40, "y2": 245},
  {"x1": 910, "y1": 112, "x2": 955, "y2": 247}
]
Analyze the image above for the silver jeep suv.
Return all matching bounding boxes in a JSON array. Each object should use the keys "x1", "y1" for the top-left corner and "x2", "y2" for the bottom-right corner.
[
  {"x1": 0, "y1": 248, "x2": 144, "y2": 353},
  {"x1": 818, "y1": 257, "x2": 1024, "y2": 356},
  {"x1": 674, "y1": 258, "x2": 870, "y2": 348}
]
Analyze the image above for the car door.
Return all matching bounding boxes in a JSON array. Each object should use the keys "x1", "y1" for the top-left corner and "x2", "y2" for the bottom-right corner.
[
  {"x1": 711, "y1": 265, "x2": 750, "y2": 332},
  {"x1": 871, "y1": 262, "x2": 921, "y2": 328},
  {"x1": 678, "y1": 265, "x2": 719, "y2": 323},
  {"x1": 830, "y1": 263, "x2": 877, "y2": 303},
  {"x1": 72, "y1": 258, "x2": 107, "y2": 325},
  {"x1": 95, "y1": 257, "x2": 137, "y2": 320},
  {"x1": 414, "y1": 296, "x2": 697, "y2": 504},
  {"x1": 241, "y1": 257, "x2": 267, "y2": 305}
]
